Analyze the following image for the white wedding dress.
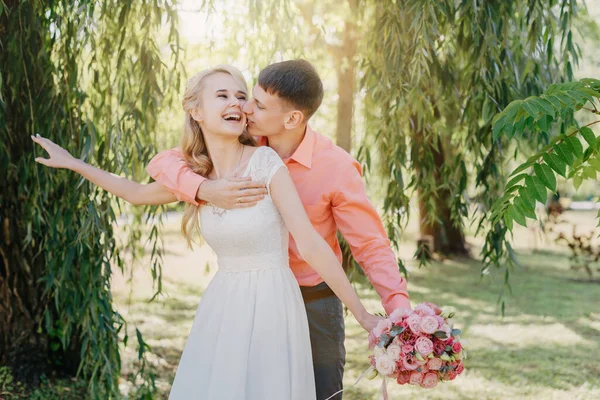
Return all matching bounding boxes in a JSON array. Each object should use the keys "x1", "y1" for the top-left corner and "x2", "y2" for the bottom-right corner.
[{"x1": 169, "y1": 146, "x2": 316, "y2": 400}]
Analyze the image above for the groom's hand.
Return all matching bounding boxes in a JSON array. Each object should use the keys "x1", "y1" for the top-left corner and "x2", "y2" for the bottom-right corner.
[{"x1": 197, "y1": 177, "x2": 267, "y2": 209}]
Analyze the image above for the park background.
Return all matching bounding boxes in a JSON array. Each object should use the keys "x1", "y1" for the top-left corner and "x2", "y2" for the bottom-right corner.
[{"x1": 1, "y1": 0, "x2": 600, "y2": 399}]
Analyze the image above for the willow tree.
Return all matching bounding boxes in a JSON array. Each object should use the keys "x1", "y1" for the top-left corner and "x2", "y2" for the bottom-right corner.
[
  {"x1": 360, "y1": 0, "x2": 581, "y2": 258},
  {"x1": 0, "y1": 1, "x2": 180, "y2": 397}
]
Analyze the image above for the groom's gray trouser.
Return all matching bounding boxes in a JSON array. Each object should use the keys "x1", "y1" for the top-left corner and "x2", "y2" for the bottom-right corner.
[{"x1": 301, "y1": 282, "x2": 346, "y2": 400}]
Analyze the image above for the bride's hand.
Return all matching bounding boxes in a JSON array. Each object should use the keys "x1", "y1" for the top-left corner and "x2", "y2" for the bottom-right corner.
[
  {"x1": 357, "y1": 311, "x2": 384, "y2": 333},
  {"x1": 31, "y1": 134, "x2": 77, "y2": 169}
]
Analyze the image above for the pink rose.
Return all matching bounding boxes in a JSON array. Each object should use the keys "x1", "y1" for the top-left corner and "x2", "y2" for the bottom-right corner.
[
  {"x1": 415, "y1": 337, "x2": 434, "y2": 357},
  {"x1": 433, "y1": 340, "x2": 446, "y2": 355},
  {"x1": 373, "y1": 319, "x2": 392, "y2": 338},
  {"x1": 396, "y1": 371, "x2": 411, "y2": 385},
  {"x1": 435, "y1": 315, "x2": 446, "y2": 327},
  {"x1": 406, "y1": 314, "x2": 423, "y2": 334},
  {"x1": 420, "y1": 316, "x2": 439, "y2": 334},
  {"x1": 401, "y1": 354, "x2": 420, "y2": 371},
  {"x1": 401, "y1": 344, "x2": 414, "y2": 354},
  {"x1": 448, "y1": 370, "x2": 458, "y2": 380},
  {"x1": 414, "y1": 303, "x2": 435, "y2": 317},
  {"x1": 427, "y1": 357, "x2": 443, "y2": 371},
  {"x1": 409, "y1": 371, "x2": 424, "y2": 385},
  {"x1": 392, "y1": 336, "x2": 403, "y2": 347},
  {"x1": 389, "y1": 307, "x2": 412, "y2": 323},
  {"x1": 417, "y1": 364, "x2": 430, "y2": 374},
  {"x1": 423, "y1": 302, "x2": 443, "y2": 315},
  {"x1": 421, "y1": 372, "x2": 440, "y2": 388},
  {"x1": 386, "y1": 344, "x2": 402, "y2": 360},
  {"x1": 456, "y1": 363, "x2": 465, "y2": 375},
  {"x1": 375, "y1": 354, "x2": 397, "y2": 376},
  {"x1": 401, "y1": 329, "x2": 417, "y2": 344},
  {"x1": 452, "y1": 342, "x2": 462, "y2": 353}
]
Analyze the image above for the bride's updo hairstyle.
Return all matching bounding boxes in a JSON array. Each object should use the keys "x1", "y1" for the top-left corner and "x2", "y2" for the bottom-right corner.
[{"x1": 180, "y1": 65, "x2": 255, "y2": 247}]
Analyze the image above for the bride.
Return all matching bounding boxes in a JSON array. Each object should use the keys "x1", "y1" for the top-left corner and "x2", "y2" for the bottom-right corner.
[{"x1": 31, "y1": 65, "x2": 381, "y2": 400}]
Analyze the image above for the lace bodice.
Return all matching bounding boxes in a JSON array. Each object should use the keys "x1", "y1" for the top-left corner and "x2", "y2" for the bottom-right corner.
[{"x1": 199, "y1": 147, "x2": 289, "y2": 272}]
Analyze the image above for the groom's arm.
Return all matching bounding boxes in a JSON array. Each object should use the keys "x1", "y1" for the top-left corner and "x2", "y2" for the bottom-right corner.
[
  {"x1": 331, "y1": 158, "x2": 411, "y2": 314},
  {"x1": 146, "y1": 148, "x2": 268, "y2": 208},
  {"x1": 146, "y1": 148, "x2": 205, "y2": 205}
]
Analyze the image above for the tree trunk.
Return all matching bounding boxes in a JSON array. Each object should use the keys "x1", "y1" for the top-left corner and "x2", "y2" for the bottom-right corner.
[
  {"x1": 0, "y1": 218, "x2": 47, "y2": 382},
  {"x1": 335, "y1": 0, "x2": 358, "y2": 152},
  {"x1": 414, "y1": 130, "x2": 469, "y2": 257}
]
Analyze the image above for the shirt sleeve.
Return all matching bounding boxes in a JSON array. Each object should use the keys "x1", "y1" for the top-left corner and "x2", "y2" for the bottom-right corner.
[
  {"x1": 146, "y1": 148, "x2": 205, "y2": 206},
  {"x1": 331, "y1": 159, "x2": 411, "y2": 313}
]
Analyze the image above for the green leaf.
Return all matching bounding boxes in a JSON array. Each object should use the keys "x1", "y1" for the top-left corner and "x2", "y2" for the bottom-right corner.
[
  {"x1": 525, "y1": 175, "x2": 547, "y2": 204},
  {"x1": 583, "y1": 165, "x2": 597, "y2": 180},
  {"x1": 589, "y1": 157, "x2": 600, "y2": 171},
  {"x1": 492, "y1": 115, "x2": 507, "y2": 140},
  {"x1": 522, "y1": 99, "x2": 540, "y2": 119},
  {"x1": 574, "y1": 175, "x2": 583, "y2": 190},
  {"x1": 509, "y1": 204, "x2": 527, "y2": 227},
  {"x1": 557, "y1": 93, "x2": 576, "y2": 107},
  {"x1": 533, "y1": 163, "x2": 556, "y2": 191},
  {"x1": 546, "y1": 95, "x2": 564, "y2": 109},
  {"x1": 505, "y1": 174, "x2": 528, "y2": 189},
  {"x1": 434, "y1": 330, "x2": 449, "y2": 339},
  {"x1": 504, "y1": 211, "x2": 514, "y2": 232},
  {"x1": 535, "y1": 98, "x2": 556, "y2": 118},
  {"x1": 542, "y1": 152, "x2": 566, "y2": 177},
  {"x1": 518, "y1": 186, "x2": 534, "y2": 209},
  {"x1": 536, "y1": 115, "x2": 550, "y2": 132},
  {"x1": 565, "y1": 136, "x2": 584, "y2": 159},
  {"x1": 509, "y1": 160, "x2": 535, "y2": 177},
  {"x1": 389, "y1": 325, "x2": 405, "y2": 337},
  {"x1": 580, "y1": 127, "x2": 596, "y2": 147},
  {"x1": 515, "y1": 196, "x2": 536, "y2": 219},
  {"x1": 556, "y1": 141, "x2": 575, "y2": 164}
]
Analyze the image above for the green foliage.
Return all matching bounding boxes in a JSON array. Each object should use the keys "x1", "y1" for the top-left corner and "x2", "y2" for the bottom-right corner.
[
  {"x1": 486, "y1": 79, "x2": 600, "y2": 282},
  {"x1": 0, "y1": 1, "x2": 181, "y2": 398},
  {"x1": 361, "y1": 0, "x2": 582, "y2": 260},
  {"x1": 0, "y1": 366, "x2": 88, "y2": 400}
]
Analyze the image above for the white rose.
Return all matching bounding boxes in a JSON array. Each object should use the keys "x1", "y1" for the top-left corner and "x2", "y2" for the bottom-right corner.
[
  {"x1": 374, "y1": 346, "x2": 385, "y2": 357},
  {"x1": 386, "y1": 344, "x2": 402, "y2": 360},
  {"x1": 375, "y1": 354, "x2": 397, "y2": 376}
]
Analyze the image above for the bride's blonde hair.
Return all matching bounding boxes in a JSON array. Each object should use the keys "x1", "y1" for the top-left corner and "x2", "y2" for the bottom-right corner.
[{"x1": 180, "y1": 65, "x2": 255, "y2": 247}]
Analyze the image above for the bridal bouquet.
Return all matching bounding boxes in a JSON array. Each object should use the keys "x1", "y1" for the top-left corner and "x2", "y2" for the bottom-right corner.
[{"x1": 368, "y1": 302, "x2": 466, "y2": 389}]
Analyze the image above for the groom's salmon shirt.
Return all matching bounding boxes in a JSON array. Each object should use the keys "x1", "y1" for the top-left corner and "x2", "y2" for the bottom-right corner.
[{"x1": 146, "y1": 125, "x2": 410, "y2": 312}]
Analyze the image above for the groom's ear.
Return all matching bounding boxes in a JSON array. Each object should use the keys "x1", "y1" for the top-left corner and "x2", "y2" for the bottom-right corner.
[{"x1": 284, "y1": 110, "x2": 305, "y2": 130}]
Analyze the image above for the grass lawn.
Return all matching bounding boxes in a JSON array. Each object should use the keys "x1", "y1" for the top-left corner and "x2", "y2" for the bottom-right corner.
[
  {"x1": 110, "y1": 210, "x2": 600, "y2": 399},
  {"x1": 4, "y1": 211, "x2": 597, "y2": 399}
]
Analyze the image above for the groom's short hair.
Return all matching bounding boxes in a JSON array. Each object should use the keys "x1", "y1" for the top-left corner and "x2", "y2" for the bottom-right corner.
[{"x1": 258, "y1": 59, "x2": 324, "y2": 120}]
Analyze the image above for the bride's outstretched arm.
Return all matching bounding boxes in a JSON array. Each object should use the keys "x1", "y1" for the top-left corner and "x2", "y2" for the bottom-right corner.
[
  {"x1": 270, "y1": 167, "x2": 382, "y2": 333},
  {"x1": 31, "y1": 134, "x2": 177, "y2": 205}
]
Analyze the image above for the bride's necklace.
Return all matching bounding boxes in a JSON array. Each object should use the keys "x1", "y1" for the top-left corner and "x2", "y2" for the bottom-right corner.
[
  {"x1": 214, "y1": 145, "x2": 245, "y2": 179},
  {"x1": 210, "y1": 145, "x2": 245, "y2": 217}
]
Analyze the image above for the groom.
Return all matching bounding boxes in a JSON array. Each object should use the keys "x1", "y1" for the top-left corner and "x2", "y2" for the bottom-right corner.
[{"x1": 147, "y1": 60, "x2": 411, "y2": 399}]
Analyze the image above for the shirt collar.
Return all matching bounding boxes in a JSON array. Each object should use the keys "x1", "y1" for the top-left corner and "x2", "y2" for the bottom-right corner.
[
  {"x1": 289, "y1": 125, "x2": 315, "y2": 169},
  {"x1": 258, "y1": 125, "x2": 315, "y2": 169}
]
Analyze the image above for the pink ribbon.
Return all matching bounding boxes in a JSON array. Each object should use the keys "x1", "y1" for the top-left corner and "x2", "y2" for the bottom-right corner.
[{"x1": 379, "y1": 376, "x2": 389, "y2": 400}]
